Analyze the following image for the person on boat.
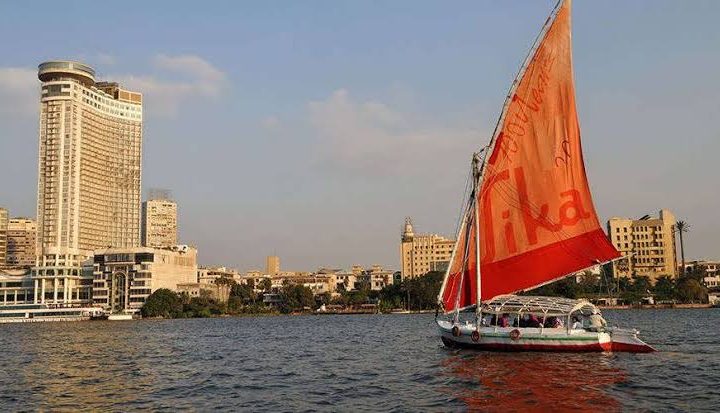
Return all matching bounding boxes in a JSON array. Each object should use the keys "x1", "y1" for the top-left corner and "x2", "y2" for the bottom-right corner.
[
  {"x1": 571, "y1": 316, "x2": 584, "y2": 330},
  {"x1": 527, "y1": 314, "x2": 542, "y2": 328},
  {"x1": 545, "y1": 316, "x2": 564, "y2": 328},
  {"x1": 588, "y1": 311, "x2": 607, "y2": 332},
  {"x1": 498, "y1": 313, "x2": 510, "y2": 327}
]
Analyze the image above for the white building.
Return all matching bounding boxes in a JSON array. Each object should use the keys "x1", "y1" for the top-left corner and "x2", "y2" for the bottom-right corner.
[
  {"x1": 33, "y1": 61, "x2": 143, "y2": 305},
  {"x1": 92, "y1": 246, "x2": 197, "y2": 314}
]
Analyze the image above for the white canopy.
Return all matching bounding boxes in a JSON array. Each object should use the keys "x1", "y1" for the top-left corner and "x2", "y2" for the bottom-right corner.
[{"x1": 480, "y1": 295, "x2": 600, "y2": 317}]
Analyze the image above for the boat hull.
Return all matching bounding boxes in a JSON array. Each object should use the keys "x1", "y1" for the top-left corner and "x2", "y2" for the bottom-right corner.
[
  {"x1": 437, "y1": 321, "x2": 654, "y2": 353},
  {"x1": 441, "y1": 335, "x2": 611, "y2": 352},
  {"x1": 107, "y1": 314, "x2": 134, "y2": 321}
]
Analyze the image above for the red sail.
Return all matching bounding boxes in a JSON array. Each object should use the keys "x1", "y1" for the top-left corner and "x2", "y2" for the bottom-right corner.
[{"x1": 440, "y1": 0, "x2": 619, "y2": 312}]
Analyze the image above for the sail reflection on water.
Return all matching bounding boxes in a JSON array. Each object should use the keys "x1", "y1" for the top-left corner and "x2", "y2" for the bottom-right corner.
[{"x1": 442, "y1": 352, "x2": 625, "y2": 412}]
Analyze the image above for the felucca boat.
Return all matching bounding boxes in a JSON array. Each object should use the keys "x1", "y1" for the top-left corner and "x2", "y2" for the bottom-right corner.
[{"x1": 436, "y1": 0, "x2": 654, "y2": 353}]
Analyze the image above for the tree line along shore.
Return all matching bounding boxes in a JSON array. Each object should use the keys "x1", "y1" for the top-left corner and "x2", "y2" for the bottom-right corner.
[{"x1": 140, "y1": 267, "x2": 716, "y2": 319}]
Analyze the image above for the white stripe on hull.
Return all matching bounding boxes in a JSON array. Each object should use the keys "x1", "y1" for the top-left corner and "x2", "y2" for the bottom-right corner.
[{"x1": 438, "y1": 320, "x2": 611, "y2": 351}]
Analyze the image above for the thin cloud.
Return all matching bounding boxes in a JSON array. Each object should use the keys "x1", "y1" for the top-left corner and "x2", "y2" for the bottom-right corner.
[
  {"x1": 308, "y1": 89, "x2": 480, "y2": 176},
  {"x1": 0, "y1": 55, "x2": 227, "y2": 118},
  {"x1": 0, "y1": 67, "x2": 38, "y2": 117},
  {"x1": 153, "y1": 54, "x2": 225, "y2": 85},
  {"x1": 112, "y1": 54, "x2": 227, "y2": 117}
]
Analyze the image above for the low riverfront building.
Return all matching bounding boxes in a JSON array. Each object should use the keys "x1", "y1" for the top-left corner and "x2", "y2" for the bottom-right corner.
[{"x1": 92, "y1": 246, "x2": 197, "y2": 314}]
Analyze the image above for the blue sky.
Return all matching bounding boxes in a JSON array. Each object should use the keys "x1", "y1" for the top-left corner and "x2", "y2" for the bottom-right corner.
[{"x1": 1, "y1": 0, "x2": 718, "y2": 271}]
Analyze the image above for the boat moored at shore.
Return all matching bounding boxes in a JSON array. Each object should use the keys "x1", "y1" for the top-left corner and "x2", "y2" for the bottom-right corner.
[{"x1": 0, "y1": 303, "x2": 104, "y2": 323}]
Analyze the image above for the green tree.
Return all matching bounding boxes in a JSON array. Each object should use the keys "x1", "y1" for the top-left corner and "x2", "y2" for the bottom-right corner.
[
  {"x1": 141, "y1": 289, "x2": 183, "y2": 318},
  {"x1": 675, "y1": 220, "x2": 689, "y2": 276},
  {"x1": 279, "y1": 284, "x2": 314, "y2": 313},
  {"x1": 577, "y1": 272, "x2": 599, "y2": 295},
  {"x1": 675, "y1": 277, "x2": 707, "y2": 303},
  {"x1": 347, "y1": 289, "x2": 369, "y2": 306},
  {"x1": 356, "y1": 276, "x2": 371, "y2": 293},
  {"x1": 632, "y1": 275, "x2": 652, "y2": 296},
  {"x1": 259, "y1": 278, "x2": 273, "y2": 293},
  {"x1": 379, "y1": 282, "x2": 404, "y2": 310},
  {"x1": 246, "y1": 278, "x2": 256, "y2": 291},
  {"x1": 621, "y1": 289, "x2": 643, "y2": 305},
  {"x1": 231, "y1": 283, "x2": 256, "y2": 303},
  {"x1": 332, "y1": 290, "x2": 350, "y2": 306},
  {"x1": 183, "y1": 290, "x2": 224, "y2": 317},
  {"x1": 227, "y1": 296, "x2": 244, "y2": 314},
  {"x1": 407, "y1": 271, "x2": 444, "y2": 309},
  {"x1": 318, "y1": 291, "x2": 332, "y2": 305},
  {"x1": 621, "y1": 275, "x2": 652, "y2": 305},
  {"x1": 652, "y1": 276, "x2": 675, "y2": 302},
  {"x1": 215, "y1": 276, "x2": 235, "y2": 286},
  {"x1": 525, "y1": 278, "x2": 578, "y2": 299}
]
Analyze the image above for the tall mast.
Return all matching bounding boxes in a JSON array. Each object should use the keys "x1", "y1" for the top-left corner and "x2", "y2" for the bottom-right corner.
[{"x1": 473, "y1": 153, "x2": 482, "y2": 322}]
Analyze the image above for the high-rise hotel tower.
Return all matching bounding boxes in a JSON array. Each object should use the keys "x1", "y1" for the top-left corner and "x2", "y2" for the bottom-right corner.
[{"x1": 33, "y1": 61, "x2": 143, "y2": 304}]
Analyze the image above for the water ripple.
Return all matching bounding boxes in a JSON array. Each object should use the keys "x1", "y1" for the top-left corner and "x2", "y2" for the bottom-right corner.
[{"x1": 0, "y1": 309, "x2": 718, "y2": 411}]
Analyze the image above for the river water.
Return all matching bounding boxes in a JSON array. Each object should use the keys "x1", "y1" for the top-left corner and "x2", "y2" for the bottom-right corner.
[{"x1": 0, "y1": 309, "x2": 718, "y2": 412}]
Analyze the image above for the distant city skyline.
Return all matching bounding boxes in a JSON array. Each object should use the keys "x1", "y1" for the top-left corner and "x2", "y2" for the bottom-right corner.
[{"x1": 1, "y1": 1, "x2": 719, "y2": 271}]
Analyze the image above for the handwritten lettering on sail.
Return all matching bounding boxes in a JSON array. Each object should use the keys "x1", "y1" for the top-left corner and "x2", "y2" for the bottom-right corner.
[{"x1": 441, "y1": 0, "x2": 619, "y2": 312}]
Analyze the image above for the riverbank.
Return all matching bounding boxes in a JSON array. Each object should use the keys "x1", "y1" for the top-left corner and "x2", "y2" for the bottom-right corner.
[{"x1": 598, "y1": 303, "x2": 713, "y2": 310}]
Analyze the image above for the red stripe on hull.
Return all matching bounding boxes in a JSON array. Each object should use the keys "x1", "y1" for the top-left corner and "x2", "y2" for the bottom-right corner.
[{"x1": 610, "y1": 341, "x2": 655, "y2": 353}]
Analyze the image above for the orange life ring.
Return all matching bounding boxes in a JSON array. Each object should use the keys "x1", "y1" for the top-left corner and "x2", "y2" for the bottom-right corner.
[
  {"x1": 452, "y1": 326, "x2": 461, "y2": 337},
  {"x1": 471, "y1": 330, "x2": 480, "y2": 342},
  {"x1": 509, "y1": 329, "x2": 521, "y2": 341}
]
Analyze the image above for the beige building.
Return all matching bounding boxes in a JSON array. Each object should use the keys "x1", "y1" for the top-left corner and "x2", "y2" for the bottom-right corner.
[
  {"x1": 0, "y1": 208, "x2": 7, "y2": 265},
  {"x1": 363, "y1": 265, "x2": 395, "y2": 291},
  {"x1": 198, "y1": 266, "x2": 240, "y2": 284},
  {"x1": 6, "y1": 218, "x2": 37, "y2": 268},
  {"x1": 607, "y1": 209, "x2": 678, "y2": 282},
  {"x1": 266, "y1": 255, "x2": 280, "y2": 275},
  {"x1": 334, "y1": 272, "x2": 357, "y2": 291},
  {"x1": 400, "y1": 218, "x2": 455, "y2": 279},
  {"x1": 33, "y1": 61, "x2": 143, "y2": 304},
  {"x1": 142, "y1": 198, "x2": 178, "y2": 247},
  {"x1": 92, "y1": 246, "x2": 197, "y2": 314},
  {"x1": 177, "y1": 282, "x2": 231, "y2": 303}
]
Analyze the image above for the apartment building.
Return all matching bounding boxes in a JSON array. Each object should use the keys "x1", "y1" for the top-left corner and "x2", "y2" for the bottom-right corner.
[{"x1": 607, "y1": 209, "x2": 678, "y2": 281}]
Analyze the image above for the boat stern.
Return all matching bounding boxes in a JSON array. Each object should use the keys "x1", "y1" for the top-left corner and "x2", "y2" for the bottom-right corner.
[{"x1": 609, "y1": 328, "x2": 656, "y2": 353}]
